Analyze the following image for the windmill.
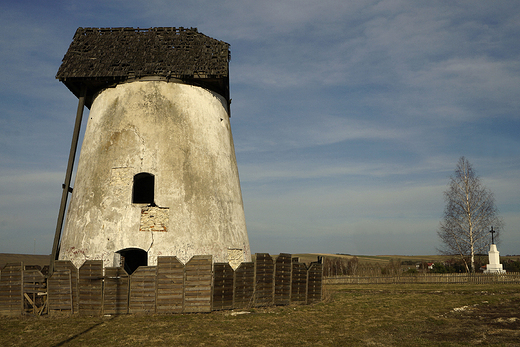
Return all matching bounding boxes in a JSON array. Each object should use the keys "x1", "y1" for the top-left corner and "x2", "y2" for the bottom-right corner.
[{"x1": 51, "y1": 27, "x2": 250, "y2": 274}]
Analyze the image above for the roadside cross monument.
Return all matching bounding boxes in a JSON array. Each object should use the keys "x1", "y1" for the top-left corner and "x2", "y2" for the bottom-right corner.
[
  {"x1": 484, "y1": 226, "x2": 505, "y2": 274},
  {"x1": 490, "y1": 226, "x2": 496, "y2": 244}
]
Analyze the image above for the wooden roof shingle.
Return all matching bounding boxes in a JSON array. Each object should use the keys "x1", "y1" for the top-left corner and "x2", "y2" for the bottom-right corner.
[{"x1": 56, "y1": 27, "x2": 230, "y2": 107}]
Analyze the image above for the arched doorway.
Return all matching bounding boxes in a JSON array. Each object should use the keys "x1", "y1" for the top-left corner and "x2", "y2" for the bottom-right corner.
[{"x1": 117, "y1": 248, "x2": 147, "y2": 275}]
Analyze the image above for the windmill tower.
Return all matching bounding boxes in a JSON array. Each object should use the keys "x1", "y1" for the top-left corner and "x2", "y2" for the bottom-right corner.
[{"x1": 52, "y1": 27, "x2": 250, "y2": 273}]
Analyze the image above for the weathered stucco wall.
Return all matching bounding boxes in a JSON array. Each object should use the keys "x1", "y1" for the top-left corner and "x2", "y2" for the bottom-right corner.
[{"x1": 59, "y1": 80, "x2": 250, "y2": 268}]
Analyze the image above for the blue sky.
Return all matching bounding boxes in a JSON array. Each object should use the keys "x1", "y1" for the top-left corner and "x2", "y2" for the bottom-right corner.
[{"x1": 1, "y1": 1, "x2": 519, "y2": 256}]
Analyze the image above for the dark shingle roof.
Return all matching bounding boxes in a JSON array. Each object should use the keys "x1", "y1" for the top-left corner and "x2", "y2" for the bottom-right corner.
[{"x1": 57, "y1": 27, "x2": 230, "y2": 107}]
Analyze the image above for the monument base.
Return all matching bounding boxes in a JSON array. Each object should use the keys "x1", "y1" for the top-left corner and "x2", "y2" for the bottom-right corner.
[
  {"x1": 484, "y1": 244, "x2": 506, "y2": 274},
  {"x1": 484, "y1": 264, "x2": 506, "y2": 274}
]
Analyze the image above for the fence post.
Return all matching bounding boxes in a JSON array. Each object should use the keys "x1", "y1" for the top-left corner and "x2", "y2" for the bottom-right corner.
[
  {"x1": 254, "y1": 253, "x2": 274, "y2": 307},
  {"x1": 0, "y1": 262, "x2": 23, "y2": 316}
]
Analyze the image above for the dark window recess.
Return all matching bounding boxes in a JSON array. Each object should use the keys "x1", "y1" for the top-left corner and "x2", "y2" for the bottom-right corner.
[
  {"x1": 133, "y1": 172, "x2": 154, "y2": 204},
  {"x1": 117, "y1": 248, "x2": 148, "y2": 275}
]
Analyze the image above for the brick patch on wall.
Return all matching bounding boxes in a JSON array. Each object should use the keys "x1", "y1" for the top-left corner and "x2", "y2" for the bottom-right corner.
[{"x1": 140, "y1": 206, "x2": 169, "y2": 232}]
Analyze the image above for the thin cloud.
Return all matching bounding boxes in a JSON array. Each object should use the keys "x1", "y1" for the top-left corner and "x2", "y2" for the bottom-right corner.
[{"x1": 234, "y1": 114, "x2": 411, "y2": 153}]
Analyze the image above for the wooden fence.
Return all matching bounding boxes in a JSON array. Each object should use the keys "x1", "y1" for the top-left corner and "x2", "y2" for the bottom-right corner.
[
  {"x1": 324, "y1": 272, "x2": 520, "y2": 285},
  {"x1": 0, "y1": 253, "x2": 323, "y2": 317}
]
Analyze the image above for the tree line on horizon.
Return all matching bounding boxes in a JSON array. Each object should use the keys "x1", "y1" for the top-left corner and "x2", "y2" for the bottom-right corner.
[{"x1": 323, "y1": 256, "x2": 520, "y2": 276}]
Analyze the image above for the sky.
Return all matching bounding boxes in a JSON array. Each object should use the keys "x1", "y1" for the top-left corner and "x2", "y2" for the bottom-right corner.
[{"x1": 1, "y1": 1, "x2": 519, "y2": 256}]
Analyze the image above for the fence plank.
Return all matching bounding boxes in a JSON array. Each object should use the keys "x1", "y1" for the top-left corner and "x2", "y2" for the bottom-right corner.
[
  {"x1": 254, "y1": 253, "x2": 274, "y2": 307},
  {"x1": 156, "y1": 256, "x2": 184, "y2": 314},
  {"x1": 23, "y1": 269, "x2": 46, "y2": 316},
  {"x1": 184, "y1": 256, "x2": 212, "y2": 313},
  {"x1": 104, "y1": 267, "x2": 129, "y2": 315},
  {"x1": 213, "y1": 263, "x2": 234, "y2": 311},
  {"x1": 48, "y1": 269, "x2": 73, "y2": 315},
  {"x1": 129, "y1": 266, "x2": 156, "y2": 314},
  {"x1": 324, "y1": 272, "x2": 520, "y2": 285},
  {"x1": 291, "y1": 261, "x2": 307, "y2": 304},
  {"x1": 274, "y1": 253, "x2": 291, "y2": 305},
  {"x1": 307, "y1": 262, "x2": 323, "y2": 304},
  {"x1": 233, "y1": 262, "x2": 254, "y2": 309},
  {"x1": 79, "y1": 260, "x2": 103, "y2": 316},
  {"x1": 0, "y1": 263, "x2": 23, "y2": 316},
  {"x1": 54, "y1": 260, "x2": 79, "y2": 313}
]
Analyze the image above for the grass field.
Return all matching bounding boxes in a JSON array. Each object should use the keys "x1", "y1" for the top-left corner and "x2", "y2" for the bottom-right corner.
[{"x1": 2, "y1": 282, "x2": 519, "y2": 346}]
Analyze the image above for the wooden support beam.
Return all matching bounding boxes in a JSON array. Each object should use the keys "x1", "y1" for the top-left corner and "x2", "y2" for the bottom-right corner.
[{"x1": 49, "y1": 85, "x2": 87, "y2": 275}]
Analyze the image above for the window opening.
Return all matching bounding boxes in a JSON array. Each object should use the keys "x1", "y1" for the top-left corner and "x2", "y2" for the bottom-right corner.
[
  {"x1": 132, "y1": 172, "x2": 154, "y2": 204},
  {"x1": 117, "y1": 248, "x2": 148, "y2": 275}
]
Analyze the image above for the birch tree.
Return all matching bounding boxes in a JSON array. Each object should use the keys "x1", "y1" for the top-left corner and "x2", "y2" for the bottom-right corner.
[{"x1": 438, "y1": 157, "x2": 503, "y2": 273}]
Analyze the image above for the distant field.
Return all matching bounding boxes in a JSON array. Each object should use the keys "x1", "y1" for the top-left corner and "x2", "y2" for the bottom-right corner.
[
  {"x1": 315, "y1": 253, "x2": 520, "y2": 265},
  {"x1": 0, "y1": 253, "x2": 50, "y2": 269}
]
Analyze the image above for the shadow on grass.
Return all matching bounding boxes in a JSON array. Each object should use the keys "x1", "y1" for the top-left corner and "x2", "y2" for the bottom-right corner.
[{"x1": 52, "y1": 316, "x2": 115, "y2": 347}]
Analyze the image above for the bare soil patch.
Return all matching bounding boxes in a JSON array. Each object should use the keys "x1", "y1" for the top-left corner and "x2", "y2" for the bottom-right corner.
[{"x1": 423, "y1": 296, "x2": 520, "y2": 345}]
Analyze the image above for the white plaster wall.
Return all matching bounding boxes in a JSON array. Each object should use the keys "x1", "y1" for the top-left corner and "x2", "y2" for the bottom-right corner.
[{"x1": 59, "y1": 80, "x2": 251, "y2": 268}]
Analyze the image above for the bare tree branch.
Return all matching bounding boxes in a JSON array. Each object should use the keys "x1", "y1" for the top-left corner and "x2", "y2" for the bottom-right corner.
[{"x1": 437, "y1": 157, "x2": 503, "y2": 272}]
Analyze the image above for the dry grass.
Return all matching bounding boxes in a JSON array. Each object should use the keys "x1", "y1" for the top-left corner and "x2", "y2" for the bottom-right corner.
[{"x1": 2, "y1": 283, "x2": 520, "y2": 346}]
